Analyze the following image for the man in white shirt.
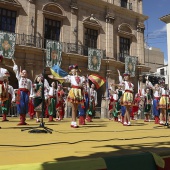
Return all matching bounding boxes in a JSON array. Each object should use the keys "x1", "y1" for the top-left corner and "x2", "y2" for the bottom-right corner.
[{"x1": 12, "y1": 59, "x2": 33, "y2": 125}]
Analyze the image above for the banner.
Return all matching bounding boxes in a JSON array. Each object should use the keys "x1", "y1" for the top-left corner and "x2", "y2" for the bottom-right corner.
[
  {"x1": 0, "y1": 31, "x2": 16, "y2": 59},
  {"x1": 46, "y1": 40, "x2": 62, "y2": 67},
  {"x1": 88, "y1": 48, "x2": 102, "y2": 72},
  {"x1": 50, "y1": 64, "x2": 68, "y2": 83},
  {"x1": 88, "y1": 74, "x2": 106, "y2": 89},
  {"x1": 125, "y1": 55, "x2": 137, "y2": 77}
]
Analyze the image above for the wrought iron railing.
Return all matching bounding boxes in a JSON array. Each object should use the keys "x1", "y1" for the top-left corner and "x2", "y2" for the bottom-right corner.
[
  {"x1": 15, "y1": 33, "x2": 44, "y2": 49},
  {"x1": 117, "y1": 53, "x2": 138, "y2": 64},
  {"x1": 15, "y1": 33, "x2": 106, "y2": 58},
  {"x1": 120, "y1": 2, "x2": 133, "y2": 10}
]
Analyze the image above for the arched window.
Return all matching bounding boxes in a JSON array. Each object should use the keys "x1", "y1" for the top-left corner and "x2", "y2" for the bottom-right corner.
[
  {"x1": 83, "y1": 14, "x2": 101, "y2": 54},
  {"x1": 118, "y1": 23, "x2": 134, "y2": 62},
  {"x1": 0, "y1": 0, "x2": 21, "y2": 33},
  {"x1": 121, "y1": 0, "x2": 128, "y2": 8},
  {"x1": 0, "y1": 7, "x2": 17, "y2": 33},
  {"x1": 42, "y1": 3, "x2": 66, "y2": 41}
]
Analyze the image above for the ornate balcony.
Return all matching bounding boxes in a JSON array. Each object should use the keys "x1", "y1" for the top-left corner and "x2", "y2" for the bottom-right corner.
[
  {"x1": 15, "y1": 33, "x2": 43, "y2": 49},
  {"x1": 15, "y1": 33, "x2": 106, "y2": 58}
]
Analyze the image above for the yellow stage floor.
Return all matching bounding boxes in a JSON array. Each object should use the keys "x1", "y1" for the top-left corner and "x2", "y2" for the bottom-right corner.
[{"x1": 0, "y1": 117, "x2": 170, "y2": 167}]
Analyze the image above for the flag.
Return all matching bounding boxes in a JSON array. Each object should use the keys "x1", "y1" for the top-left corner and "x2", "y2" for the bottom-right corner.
[
  {"x1": 50, "y1": 65, "x2": 68, "y2": 83},
  {"x1": 88, "y1": 74, "x2": 106, "y2": 89}
]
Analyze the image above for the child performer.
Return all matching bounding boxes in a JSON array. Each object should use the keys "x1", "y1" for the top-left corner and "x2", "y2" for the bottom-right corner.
[
  {"x1": 56, "y1": 84, "x2": 65, "y2": 121},
  {"x1": 159, "y1": 80, "x2": 169, "y2": 125},
  {"x1": 143, "y1": 87, "x2": 152, "y2": 122},
  {"x1": 152, "y1": 83, "x2": 161, "y2": 124},
  {"x1": 33, "y1": 74, "x2": 49, "y2": 123},
  {"x1": 108, "y1": 88, "x2": 114, "y2": 120},
  {"x1": 131, "y1": 93, "x2": 140, "y2": 121},
  {"x1": 86, "y1": 83, "x2": 97, "y2": 122},
  {"x1": 1, "y1": 78, "x2": 15, "y2": 121},
  {"x1": 47, "y1": 81, "x2": 58, "y2": 122}
]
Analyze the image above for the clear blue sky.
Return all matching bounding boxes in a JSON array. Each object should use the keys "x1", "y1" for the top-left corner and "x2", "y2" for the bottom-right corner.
[{"x1": 143, "y1": 0, "x2": 169, "y2": 64}]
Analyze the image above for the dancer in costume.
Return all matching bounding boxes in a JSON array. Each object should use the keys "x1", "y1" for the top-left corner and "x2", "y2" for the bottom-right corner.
[
  {"x1": 111, "y1": 87, "x2": 123, "y2": 122},
  {"x1": 86, "y1": 83, "x2": 97, "y2": 122},
  {"x1": 32, "y1": 74, "x2": 49, "y2": 123},
  {"x1": 152, "y1": 83, "x2": 161, "y2": 124},
  {"x1": 143, "y1": 87, "x2": 152, "y2": 122},
  {"x1": 56, "y1": 84, "x2": 65, "y2": 121},
  {"x1": 47, "y1": 81, "x2": 58, "y2": 122},
  {"x1": 138, "y1": 75, "x2": 153, "y2": 118},
  {"x1": 12, "y1": 59, "x2": 33, "y2": 125},
  {"x1": 1, "y1": 79, "x2": 15, "y2": 121},
  {"x1": 78, "y1": 81, "x2": 89, "y2": 125},
  {"x1": 158, "y1": 80, "x2": 169, "y2": 125},
  {"x1": 118, "y1": 70, "x2": 134, "y2": 126},
  {"x1": 48, "y1": 64, "x2": 85, "y2": 128},
  {"x1": 131, "y1": 93, "x2": 140, "y2": 120},
  {"x1": 28, "y1": 97, "x2": 35, "y2": 119},
  {"x1": 108, "y1": 88, "x2": 114, "y2": 120}
]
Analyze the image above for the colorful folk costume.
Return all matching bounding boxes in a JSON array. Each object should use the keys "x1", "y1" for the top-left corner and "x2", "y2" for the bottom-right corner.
[
  {"x1": 48, "y1": 64, "x2": 85, "y2": 128},
  {"x1": 56, "y1": 85, "x2": 65, "y2": 121},
  {"x1": 108, "y1": 91, "x2": 114, "y2": 120},
  {"x1": 119, "y1": 72, "x2": 134, "y2": 126},
  {"x1": 28, "y1": 97, "x2": 35, "y2": 119},
  {"x1": 131, "y1": 93, "x2": 140, "y2": 120},
  {"x1": 13, "y1": 64, "x2": 33, "y2": 125},
  {"x1": 138, "y1": 75, "x2": 153, "y2": 118},
  {"x1": 144, "y1": 89, "x2": 152, "y2": 122},
  {"x1": 1, "y1": 84, "x2": 15, "y2": 121},
  {"x1": 32, "y1": 76, "x2": 49, "y2": 122},
  {"x1": 47, "y1": 82, "x2": 57, "y2": 122},
  {"x1": 86, "y1": 84, "x2": 97, "y2": 122},
  {"x1": 117, "y1": 88, "x2": 123, "y2": 122},
  {"x1": 65, "y1": 65, "x2": 85, "y2": 128},
  {"x1": 0, "y1": 68, "x2": 9, "y2": 102},
  {"x1": 159, "y1": 84, "x2": 169, "y2": 125},
  {"x1": 152, "y1": 84, "x2": 161, "y2": 124},
  {"x1": 0, "y1": 65, "x2": 11, "y2": 121},
  {"x1": 112, "y1": 89, "x2": 122, "y2": 122},
  {"x1": 78, "y1": 83, "x2": 88, "y2": 125}
]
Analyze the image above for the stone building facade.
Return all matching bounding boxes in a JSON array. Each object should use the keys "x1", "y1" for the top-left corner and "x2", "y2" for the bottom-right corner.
[
  {"x1": 144, "y1": 47, "x2": 164, "y2": 73},
  {"x1": 0, "y1": 0, "x2": 149, "y2": 112}
]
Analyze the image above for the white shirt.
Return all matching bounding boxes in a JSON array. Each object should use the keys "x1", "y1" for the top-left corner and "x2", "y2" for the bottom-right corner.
[
  {"x1": 8, "y1": 85, "x2": 15, "y2": 102},
  {"x1": 89, "y1": 88, "x2": 97, "y2": 105},
  {"x1": 0, "y1": 68, "x2": 9, "y2": 81},
  {"x1": 13, "y1": 64, "x2": 33, "y2": 95},
  {"x1": 65, "y1": 75, "x2": 85, "y2": 86}
]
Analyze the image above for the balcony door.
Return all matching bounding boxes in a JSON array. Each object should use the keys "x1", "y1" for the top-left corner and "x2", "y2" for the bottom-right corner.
[
  {"x1": 0, "y1": 7, "x2": 16, "y2": 33},
  {"x1": 44, "y1": 18, "x2": 61, "y2": 41}
]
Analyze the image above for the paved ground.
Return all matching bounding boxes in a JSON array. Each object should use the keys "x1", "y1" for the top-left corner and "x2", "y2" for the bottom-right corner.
[{"x1": 1, "y1": 117, "x2": 170, "y2": 166}]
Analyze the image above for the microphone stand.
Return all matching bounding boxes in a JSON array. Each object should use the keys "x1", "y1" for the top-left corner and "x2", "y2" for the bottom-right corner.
[{"x1": 21, "y1": 50, "x2": 53, "y2": 133}]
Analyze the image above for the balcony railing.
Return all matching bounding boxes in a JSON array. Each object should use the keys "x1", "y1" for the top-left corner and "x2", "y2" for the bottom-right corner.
[
  {"x1": 121, "y1": 2, "x2": 133, "y2": 10},
  {"x1": 117, "y1": 53, "x2": 138, "y2": 64},
  {"x1": 15, "y1": 33, "x2": 43, "y2": 49},
  {"x1": 15, "y1": 33, "x2": 106, "y2": 58}
]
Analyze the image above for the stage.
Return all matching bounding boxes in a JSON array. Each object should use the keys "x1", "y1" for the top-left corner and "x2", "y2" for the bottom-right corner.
[{"x1": 0, "y1": 117, "x2": 170, "y2": 170}]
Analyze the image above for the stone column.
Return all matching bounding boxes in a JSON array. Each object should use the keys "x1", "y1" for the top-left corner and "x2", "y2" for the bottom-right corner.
[
  {"x1": 70, "y1": 0, "x2": 78, "y2": 44},
  {"x1": 136, "y1": 22, "x2": 145, "y2": 64},
  {"x1": 27, "y1": 0, "x2": 36, "y2": 36},
  {"x1": 105, "y1": 8, "x2": 115, "y2": 58}
]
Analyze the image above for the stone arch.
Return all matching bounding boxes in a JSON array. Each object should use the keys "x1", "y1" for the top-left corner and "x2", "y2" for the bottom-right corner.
[
  {"x1": 118, "y1": 23, "x2": 133, "y2": 34},
  {"x1": 42, "y1": 2, "x2": 66, "y2": 19},
  {"x1": 83, "y1": 14, "x2": 102, "y2": 29}
]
